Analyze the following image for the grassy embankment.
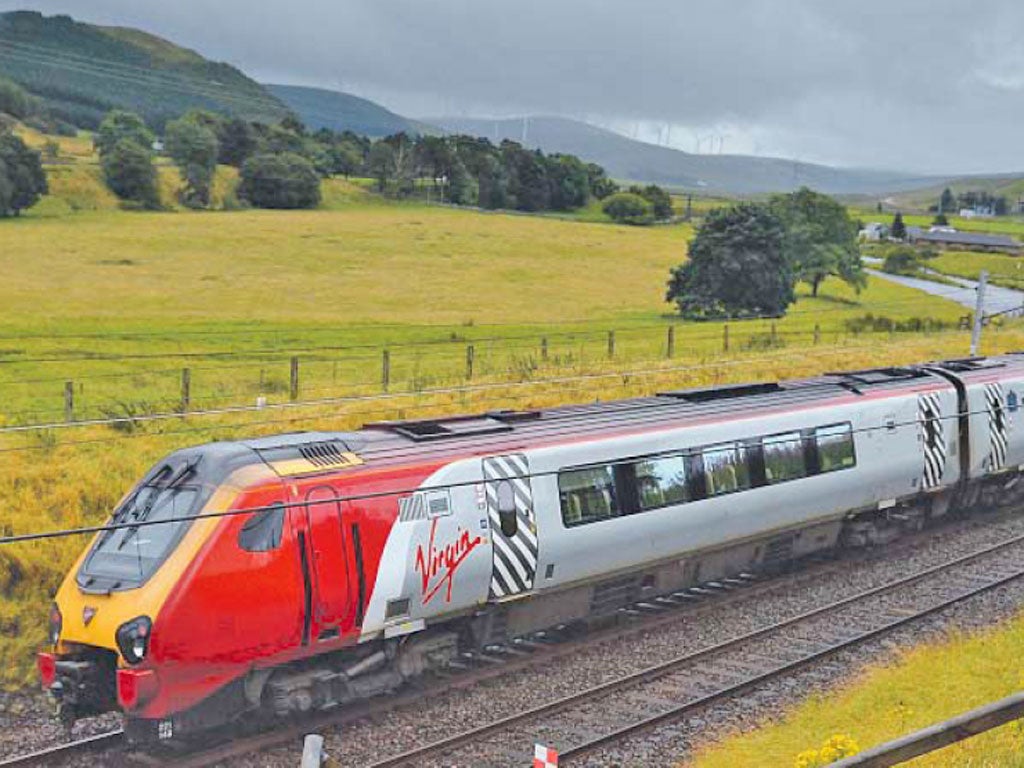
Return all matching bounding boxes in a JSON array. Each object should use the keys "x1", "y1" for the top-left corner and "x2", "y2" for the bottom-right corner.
[
  {"x1": 690, "y1": 612, "x2": 1024, "y2": 767},
  {"x1": 1, "y1": 127, "x2": 1022, "y2": 687}
]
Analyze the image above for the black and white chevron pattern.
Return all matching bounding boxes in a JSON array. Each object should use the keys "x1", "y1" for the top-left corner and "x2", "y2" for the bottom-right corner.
[
  {"x1": 985, "y1": 382, "x2": 1008, "y2": 471},
  {"x1": 483, "y1": 454, "x2": 538, "y2": 598},
  {"x1": 919, "y1": 393, "x2": 946, "y2": 489}
]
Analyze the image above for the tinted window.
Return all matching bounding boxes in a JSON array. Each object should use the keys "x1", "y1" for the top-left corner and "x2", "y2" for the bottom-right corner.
[
  {"x1": 559, "y1": 467, "x2": 619, "y2": 526},
  {"x1": 80, "y1": 485, "x2": 199, "y2": 583},
  {"x1": 635, "y1": 456, "x2": 689, "y2": 510},
  {"x1": 816, "y1": 424, "x2": 856, "y2": 472},
  {"x1": 238, "y1": 503, "x2": 286, "y2": 552},
  {"x1": 702, "y1": 443, "x2": 751, "y2": 496},
  {"x1": 763, "y1": 432, "x2": 806, "y2": 484}
]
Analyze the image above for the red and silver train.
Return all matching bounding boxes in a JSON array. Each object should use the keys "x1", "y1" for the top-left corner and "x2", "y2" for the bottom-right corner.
[{"x1": 38, "y1": 354, "x2": 1024, "y2": 741}]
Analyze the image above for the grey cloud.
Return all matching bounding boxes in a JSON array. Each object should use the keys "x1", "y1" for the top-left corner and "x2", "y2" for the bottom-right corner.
[{"x1": 3, "y1": 0, "x2": 1024, "y2": 172}]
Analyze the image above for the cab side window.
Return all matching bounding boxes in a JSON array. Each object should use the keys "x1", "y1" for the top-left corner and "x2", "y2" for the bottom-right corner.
[{"x1": 238, "y1": 503, "x2": 285, "y2": 552}]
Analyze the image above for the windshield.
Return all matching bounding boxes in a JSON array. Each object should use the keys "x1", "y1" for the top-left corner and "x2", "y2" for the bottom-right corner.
[{"x1": 78, "y1": 462, "x2": 206, "y2": 591}]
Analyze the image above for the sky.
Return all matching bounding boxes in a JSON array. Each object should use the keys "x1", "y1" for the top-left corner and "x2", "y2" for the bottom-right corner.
[{"x1": 4, "y1": 0, "x2": 1024, "y2": 174}]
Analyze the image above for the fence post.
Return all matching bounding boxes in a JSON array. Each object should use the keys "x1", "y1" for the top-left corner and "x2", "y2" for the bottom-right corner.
[
  {"x1": 771, "y1": 322, "x2": 778, "y2": 346},
  {"x1": 723, "y1": 324, "x2": 730, "y2": 352},
  {"x1": 666, "y1": 326, "x2": 675, "y2": 359},
  {"x1": 181, "y1": 368, "x2": 191, "y2": 413},
  {"x1": 290, "y1": 356, "x2": 299, "y2": 402},
  {"x1": 382, "y1": 349, "x2": 391, "y2": 392},
  {"x1": 64, "y1": 381, "x2": 74, "y2": 423},
  {"x1": 607, "y1": 330, "x2": 616, "y2": 359},
  {"x1": 813, "y1": 324, "x2": 821, "y2": 345},
  {"x1": 541, "y1": 337, "x2": 548, "y2": 362},
  {"x1": 466, "y1": 344, "x2": 475, "y2": 380}
]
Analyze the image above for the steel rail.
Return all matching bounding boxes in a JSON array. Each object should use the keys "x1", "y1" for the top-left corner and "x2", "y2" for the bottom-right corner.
[{"x1": 0, "y1": 729, "x2": 123, "y2": 768}]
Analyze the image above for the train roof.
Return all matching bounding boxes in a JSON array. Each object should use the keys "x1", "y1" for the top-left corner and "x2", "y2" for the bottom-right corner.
[{"x1": 238, "y1": 353, "x2": 1024, "y2": 474}]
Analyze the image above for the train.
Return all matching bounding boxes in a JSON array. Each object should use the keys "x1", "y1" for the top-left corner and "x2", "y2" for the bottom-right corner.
[{"x1": 37, "y1": 353, "x2": 1024, "y2": 743}]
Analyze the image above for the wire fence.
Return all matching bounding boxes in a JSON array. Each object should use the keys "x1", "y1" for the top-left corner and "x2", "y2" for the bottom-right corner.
[{"x1": 0, "y1": 315, "x2": 985, "y2": 428}]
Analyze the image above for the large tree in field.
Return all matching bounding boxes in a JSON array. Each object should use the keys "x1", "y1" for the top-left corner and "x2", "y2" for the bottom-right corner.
[
  {"x1": 102, "y1": 139, "x2": 160, "y2": 209},
  {"x1": 165, "y1": 115, "x2": 220, "y2": 208},
  {"x1": 666, "y1": 203, "x2": 794, "y2": 319},
  {"x1": 770, "y1": 187, "x2": 865, "y2": 297}
]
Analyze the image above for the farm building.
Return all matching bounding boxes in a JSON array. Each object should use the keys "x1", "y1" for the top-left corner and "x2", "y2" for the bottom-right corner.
[{"x1": 907, "y1": 227, "x2": 1022, "y2": 254}]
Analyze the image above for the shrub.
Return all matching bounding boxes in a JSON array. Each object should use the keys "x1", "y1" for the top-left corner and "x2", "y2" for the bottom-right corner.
[
  {"x1": 603, "y1": 191, "x2": 654, "y2": 225},
  {"x1": 0, "y1": 76, "x2": 34, "y2": 120},
  {"x1": 237, "y1": 152, "x2": 321, "y2": 209},
  {"x1": 882, "y1": 245, "x2": 922, "y2": 276}
]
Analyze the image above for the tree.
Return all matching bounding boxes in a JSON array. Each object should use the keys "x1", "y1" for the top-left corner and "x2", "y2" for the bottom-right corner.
[
  {"x1": 367, "y1": 141, "x2": 395, "y2": 193},
  {"x1": 95, "y1": 110, "x2": 153, "y2": 157},
  {"x1": 933, "y1": 213, "x2": 949, "y2": 226},
  {"x1": 770, "y1": 187, "x2": 865, "y2": 297},
  {"x1": 328, "y1": 140, "x2": 364, "y2": 178},
  {"x1": 939, "y1": 187, "x2": 955, "y2": 214},
  {"x1": 0, "y1": 76, "x2": 34, "y2": 119},
  {"x1": 237, "y1": 152, "x2": 321, "y2": 209},
  {"x1": 588, "y1": 163, "x2": 618, "y2": 199},
  {"x1": 164, "y1": 115, "x2": 220, "y2": 207},
  {"x1": 891, "y1": 212, "x2": 907, "y2": 240},
  {"x1": 101, "y1": 138, "x2": 160, "y2": 209},
  {"x1": 546, "y1": 154, "x2": 590, "y2": 210},
  {"x1": 603, "y1": 192, "x2": 654, "y2": 225},
  {"x1": 666, "y1": 203, "x2": 794, "y2": 319},
  {"x1": 217, "y1": 118, "x2": 258, "y2": 167},
  {"x1": 0, "y1": 132, "x2": 47, "y2": 216},
  {"x1": 448, "y1": 156, "x2": 478, "y2": 205}
]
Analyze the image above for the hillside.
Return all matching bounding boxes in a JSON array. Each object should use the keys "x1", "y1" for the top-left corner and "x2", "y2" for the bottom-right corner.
[
  {"x1": 266, "y1": 84, "x2": 435, "y2": 137},
  {"x1": 432, "y1": 115, "x2": 943, "y2": 196},
  {"x1": 0, "y1": 10, "x2": 289, "y2": 128}
]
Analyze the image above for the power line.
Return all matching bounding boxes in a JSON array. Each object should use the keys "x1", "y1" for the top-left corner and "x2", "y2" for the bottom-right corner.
[
  {"x1": 0, "y1": 333, "x2": 973, "y2": 437},
  {"x1": 0, "y1": 402, "x2": 997, "y2": 547},
  {"x1": 0, "y1": 335, "x2": 982, "y2": 454}
]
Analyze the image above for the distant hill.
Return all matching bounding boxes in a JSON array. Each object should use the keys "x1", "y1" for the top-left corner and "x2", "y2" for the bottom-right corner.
[
  {"x1": 431, "y1": 115, "x2": 943, "y2": 196},
  {"x1": 0, "y1": 11, "x2": 289, "y2": 128},
  {"x1": 266, "y1": 84, "x2": 435, "y2": 138}
]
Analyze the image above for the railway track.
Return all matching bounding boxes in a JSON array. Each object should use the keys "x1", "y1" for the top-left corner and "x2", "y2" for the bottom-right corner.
[
  {"x1": 363, "y1": 530, "x2": 1024, "y2": 767},
  {"x1": 7, "y1": 521, "x2": 1024, "y2": 768},
  {"x1": 0, "y1": 730, "x2": 123, "y2": 768}
]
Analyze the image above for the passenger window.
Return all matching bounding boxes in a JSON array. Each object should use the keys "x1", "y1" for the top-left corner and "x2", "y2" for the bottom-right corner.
[
  {"x1": 762, "y1": 432, "x2": 806, "y2": 484},
  {"x1": 238, "y1": 503, "x2": 286, "y2": 552},
  {"x1": 559, "y1": 467, "x2": 619, "y2": 527},
  {"x1": 635, "y1": 456, "x2": 689, "y2": 510},
  {"x1": 702, "y1": 443, "x2": 751, "y2": 496},
  {"x1": 816, "y1": 424, "x2": 856, "y2": 472}
]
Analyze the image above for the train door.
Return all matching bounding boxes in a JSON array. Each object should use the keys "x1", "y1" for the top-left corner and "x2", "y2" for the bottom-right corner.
[
  {"x1": 304, "y1": 486, "x2": 354, "y2": 639},
  {"x1": 984, "y1": 382, "x2": 1008, "y2": 472},
  {"x1": 483, "y1": 454, "x2": 538, "y2": 599}
]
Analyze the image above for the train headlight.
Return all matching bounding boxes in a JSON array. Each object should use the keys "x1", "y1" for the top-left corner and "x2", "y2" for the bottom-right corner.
[
  {"x1": 116, "y1": 616, "x2": 152, "y2": 665},
  {"x1": 48, "y1": 603, "x2": 62, "y2": 646}
]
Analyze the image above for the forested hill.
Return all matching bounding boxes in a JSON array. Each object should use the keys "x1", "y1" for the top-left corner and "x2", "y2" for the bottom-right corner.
[
  {"x1": 266, "y1": 84, "x2": 435, "y2": 138},
  {"x1": 433, "y1": 115, "x2": 940, "y2": 196},
  {"x1": 0, "y1": 11, "x2": 289, "y2": 128}
]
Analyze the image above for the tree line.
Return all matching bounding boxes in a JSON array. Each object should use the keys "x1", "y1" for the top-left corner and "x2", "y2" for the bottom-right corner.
[
  {"x1": 667, "y1": 188, "x2": 864, "y2": 319},
  {"x1": 936, "y1": 186, "x2": 1009, "y2": 216}
]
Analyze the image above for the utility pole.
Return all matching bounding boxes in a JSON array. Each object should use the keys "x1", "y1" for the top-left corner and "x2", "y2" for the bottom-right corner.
[{"x1": 970, "y1": 270, "x2": 989, "y2": 357}]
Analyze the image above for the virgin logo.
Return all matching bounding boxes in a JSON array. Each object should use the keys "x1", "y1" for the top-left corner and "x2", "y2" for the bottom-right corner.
[{"x1": 414, "y1": 519, "x2": 483, "y2": 605}]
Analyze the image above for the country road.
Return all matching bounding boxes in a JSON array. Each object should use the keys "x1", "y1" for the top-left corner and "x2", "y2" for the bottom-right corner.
[{"x1": 867, "y1": 268, "x2": 1024, "y2": 318}]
